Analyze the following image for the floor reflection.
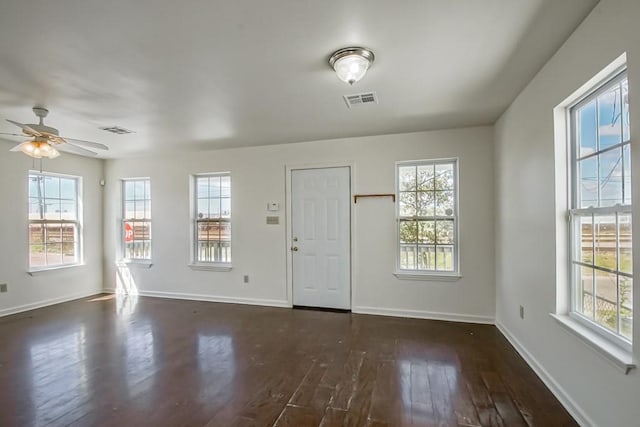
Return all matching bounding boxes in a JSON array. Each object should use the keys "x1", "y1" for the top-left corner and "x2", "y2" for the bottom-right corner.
[
  {"x1": 197, "y1": 334, "x2": 236, "y2": 402},
  {"x1": 29, "y1": 325, "x2": 89, "y2": 426},
  {"x1": 122, "y1": 321, "x2": 156, "y2": 399}
]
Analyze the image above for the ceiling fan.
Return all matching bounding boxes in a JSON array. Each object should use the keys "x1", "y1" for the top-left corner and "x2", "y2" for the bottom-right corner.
[{"x1": 1, "y1": 107, "x2": 109, "y2": 159}]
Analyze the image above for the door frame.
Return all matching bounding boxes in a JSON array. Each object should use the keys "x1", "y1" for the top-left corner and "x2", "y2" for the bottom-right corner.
[{"x1": 285, "y1": 162, "x2": 356, "y2": 309}]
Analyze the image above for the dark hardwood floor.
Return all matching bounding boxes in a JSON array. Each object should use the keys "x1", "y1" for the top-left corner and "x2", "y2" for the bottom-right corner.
[{"x1": 0, "y1": 294, "x2": 577, "y2": 427}]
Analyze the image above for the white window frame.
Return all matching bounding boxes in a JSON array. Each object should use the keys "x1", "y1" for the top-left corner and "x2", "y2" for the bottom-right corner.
[
  {"x1": 28, "y1": 171, "x2": 83, "y2": 272},
  {"x1": 567, "y1": 68, "x2": 632, "y2": 351},
  {"x1": 121, "y1": 178, "x2": 152, "y2": 263},
  {"x1": 189, "y1": 172, "x2": 232, "y2": 271},
  {"x1": 394, "y1": 158, "x2": 460, "y2": 280}
]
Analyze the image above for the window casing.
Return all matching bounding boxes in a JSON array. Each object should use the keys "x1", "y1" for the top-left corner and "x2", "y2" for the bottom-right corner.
[
  {"x1": 396, "y1": 159, "x2": 459, "y2": 274},
  {"x1": 569, "y1": 70, "x2": 632, "y2": 346},
  {"x1": 28, "y1": 172, "x2": 81, "y2": 270},
  {"x1": 122, "y1": 178, "x2": 152, "y2": 260},
  {"x1": 193, "y1": 173, "x2": 231, "y2": 264}
]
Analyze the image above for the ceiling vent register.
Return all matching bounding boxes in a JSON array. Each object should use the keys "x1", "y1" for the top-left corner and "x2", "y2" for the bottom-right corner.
[
  {"x1": 343, "y1": 92, "x2": 378, "y2": 108},
  {"x1": 100, "y1": 126, "x2": 134, "y2": 135}
]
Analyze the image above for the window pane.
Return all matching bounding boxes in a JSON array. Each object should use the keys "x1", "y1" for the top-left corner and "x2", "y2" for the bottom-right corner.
[
  {"x1": 46, "y1": 243, "x2": 62, "y2": 265},
  {"x1": 29, "y1": 224, "x2": 44, "y2": 245},
  {"x1": 144, "y1": 180, "x2": 151, "y2": 199},
  {"x1": 29, "y1": 175, "x2": 43, "y2": 198},
  {"x1": 43, "y1": 176, "x2": 59, "y2": 198},
  {"x1": 598, "y1": 147, "x2": 623, "y2": 206},
  {"x1": 435, "y1": 163, "x2": 454, "y2": 190},
  {"x1": 435, "y1": 191, "x2": 454, "y2": 216},
  {"x1": 595, "y1": 270, "x2": 617, "y2": 332},
  {"x1": 145, "y1": 200, "x2": 151, "y2": 219},
  {"x1": 417, "y1": 220, "x2": 435, "y2": 244},
  {"x1": 577, "y1": 100, "x2": 597, "y2": 157},
  {"x1": 60, "y1": 178, "x2": 76, "y2": 200},
  {"x1": 416, "y1": 165, "x2": 435, "y2": 191},
  {"x1": 29, "y1": 198, "x2": 42, "y2": 220},
  {"x1": 124, "y1": 201, "x2": 135, "y2": 218},
  {"x1": 619, "y1": 213, "x2": 632, "y2": 274},
  {"x1": 60, "y1": 201, "x2": 76, "y2": 220},
  {"x1": 578, "y1": 156, "x2": 598, "y2": 208},
  {"x1": 417, "y1": 245, "x2": 435, "y2": 270},
  {"x1": 62, "y1": 224, "x2": 76, "y2": 244},
  {"x1": 30, "y1": 244, "x2": 45, "y2": 268},
  {"x1": 436, "y1": 221, "x2": 454, "y2": 244},
  {"x1": 597, "y1": 86, "x2": 623, "y2": 150},
  {"x1": 197, "y1": 177, "x2": 209, "y2": 198},
  {"x1": 400, "y1": 244, "x2": 416, "y2": 270},
  {"x1": 125, "y1": 181, "x2": 135, "y2": 200},
  {"x1": 578, "y1": 215, "x2": 593, "y2": 264},
  {"x1": 416, "y1": 192, "x2": 434, "y2": 217},
  {"x1": 210, "y1": 176, "x2": 221, "y2": 198},
  {"x1": 46, "y1": 224, "x2": 62, "y2": 244},
  {"x1": 134, "y1": 180, "x2": 145, "y2": 199},
  {"x1": 62, "y1": 242, "x2": 77, "y2": 264},
  {"x1": 623, "y1": 144, "x2": 631, "y2": 205},
  {"x1": 221, "y1": 198, "x2": 231, "y2": 218},
  {"x1": 577, "y1": 265, "x2": 594, "y2": 318},
  {"x1": 398, "y1": 166, "x2": 416, "y2": 191},
  {"x1": 399, "y1": 220, "x2": 417, "y2": 243},
  {"x1": 399, "y1": 192, "x2": 416, "y2": 217},
  {"x1": 210, "y1": 199, "x2": 221, "y2": 218},
  {"x1": 221, "y1": 176, "x2": 231, "y2": 197},
  {"x1": 436, "y1": 246, "x2": 454, "y2": 271},
  {"x1": 133, "y1": 200, "x2": 144, "y2": 219},
  {"x1": 197, "y1": 199, "x2": 210, "y2": 219},
  {"x1": 44, "y1": 199, "x2": 61, "y2": 220},
  {"x1": 622, "y1": 80, "x2": 630, "y2": 142},
  {"x1": 620, "y1": 276, "x2": 633, "y2": 340},
  {"x1": 594, "y1": 215, "x2": 616, "y2": 271}
]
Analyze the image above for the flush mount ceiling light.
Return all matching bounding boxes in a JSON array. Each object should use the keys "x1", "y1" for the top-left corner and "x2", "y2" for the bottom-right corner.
[{"x1": 329, "y1": 47, "x2": 375, "y2": 85}]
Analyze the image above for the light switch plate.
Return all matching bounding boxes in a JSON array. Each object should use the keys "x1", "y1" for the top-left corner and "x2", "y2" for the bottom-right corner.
[
  {"x1": 0, "y1": 283, "x2": 7, "y2": 293},
  {"x1": 266, "y1": 216, "x2": 279, "y2": 225}
]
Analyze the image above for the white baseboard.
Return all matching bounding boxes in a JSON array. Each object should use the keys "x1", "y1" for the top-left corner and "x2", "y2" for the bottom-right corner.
[
  {"x1": 103, "y1": 288, "x2": 291, "y2": 309},
  {"x1": 0, "y1": 289, "x2": 103, "y2": 317},
  {"x1": 353, "y1": 306, "x2": 494, "y2": 324},
  {"x1": 495, "y1": 321, "x2": 594, "y2": 427}
]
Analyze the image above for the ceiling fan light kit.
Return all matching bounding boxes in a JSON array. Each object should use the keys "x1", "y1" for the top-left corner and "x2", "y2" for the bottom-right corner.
[
  {"x1": 329, "y1": 47, "x2": 375, "y2": 85},
  {"x1": 1, "y1": 106, "x2": 109, "y2": 160}
]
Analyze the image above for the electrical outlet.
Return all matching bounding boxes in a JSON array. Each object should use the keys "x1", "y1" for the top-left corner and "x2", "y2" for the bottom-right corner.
[
  {"x1": 243, "y1": 275, "x2": 249, "y2": 284},
  {"x1": 0, "y1": 283, "x2": 7, "y2": 293},
  {"x1": 519, "y1": 305, "x2": 525, "y2": 319}
]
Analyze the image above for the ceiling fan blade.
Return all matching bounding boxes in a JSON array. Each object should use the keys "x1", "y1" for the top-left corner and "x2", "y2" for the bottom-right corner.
[
  {"x1": 9, "y1": 141, "x2": 28, "y2": 152},
  {"x1": 56, "y1": 136, "x2": 109, "y2": 151},
  {"x1": 57, "y1": 142, "x2": 99, "y2": 157},
  {"x1": 0, "y1": 132, "x2": 29, "y2": 138},
  {"x1": 6, "y1": 119, "x2": 42, "y2": 136}
]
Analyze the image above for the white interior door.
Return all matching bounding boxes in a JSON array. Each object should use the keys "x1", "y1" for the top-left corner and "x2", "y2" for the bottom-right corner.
[{"x1": 291, "y1": 167, "x2": 351, "y2": 309}]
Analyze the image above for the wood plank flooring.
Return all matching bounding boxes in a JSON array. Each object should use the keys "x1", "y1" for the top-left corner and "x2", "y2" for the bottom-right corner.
[{"x1": 0, "y1": 294, "x2": 578, "y2": 426}]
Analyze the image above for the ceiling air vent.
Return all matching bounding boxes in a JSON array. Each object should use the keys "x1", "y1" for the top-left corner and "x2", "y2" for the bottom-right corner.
[
  {"x1": 343, "y1": 91, "x2": 378, "y2": 109},
  {"x1": 100, "y1": 126, "x2": 134, "y2": 135}
]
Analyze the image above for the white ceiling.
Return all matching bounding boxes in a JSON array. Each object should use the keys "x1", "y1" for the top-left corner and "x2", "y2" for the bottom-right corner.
[{"x1": 0, "y1": 0, "x2": 598, "y2": 158}]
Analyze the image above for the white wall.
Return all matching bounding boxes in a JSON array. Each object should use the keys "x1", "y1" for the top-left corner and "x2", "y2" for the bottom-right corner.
[
  {"x1": 495, "y1": 0, "x2": 640, "y2": 426},
  {"x1": 0, "y1": 139, "x2": 104, "y2": 316},
  {"x1": 103, "y1": 127, "x2": 495, "y2": 322}
]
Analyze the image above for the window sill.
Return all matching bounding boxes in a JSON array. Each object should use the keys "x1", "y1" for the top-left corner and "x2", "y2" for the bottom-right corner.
[
  {"x1": 118, "y1": 260, "x2": 153, "y2": 268},
  {"x1": 188, "y1": 263, "x2": 232, "y2": 272},
  {"x1": 28, "y1": 263, "x2": 84, "y2": 276},
  {"x1": 393, "y1": 271, "x2": 461, "y2": 282},
  {"x1": 550, "y1": 313, "x2": 635, "y2": 374}
]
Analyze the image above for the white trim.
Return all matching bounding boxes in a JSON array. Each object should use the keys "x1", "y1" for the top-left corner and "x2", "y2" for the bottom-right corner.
[
  {"x1": 551, "y1": 313, "x2": 634, "y2": 373},
  {"x1": 188, "y1": 263, "x2": 232, "y2": 272},
  {"x1": 353, "y1": 306, "x2": 494, "y2": 324},
  {"x1": 0, "y1": 290, "x2": 102, "y2": 317},
  {"x1": 118, "y1": 260, "x2": 153, "y2": 268},
  {"x1": 496, "y1": 321, "x2": 595, "y2": 427},
  {"x1": 285, "y1": 161, "x2": 355, "y2": 309},
  {"x1": 28, "y1": 263, "x2": 85, "y2": 275},
  {"x1": 393, "y1": 271, "x2": 461, "y2": 281},
  {"x1": 103, "y1": 288, "x2": 290, "y2": 308}
]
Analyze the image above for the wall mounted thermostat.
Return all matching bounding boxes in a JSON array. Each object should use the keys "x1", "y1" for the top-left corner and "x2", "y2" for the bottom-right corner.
[{"x1": 267, "y1": 202, "x2": 279, "y2": 212}]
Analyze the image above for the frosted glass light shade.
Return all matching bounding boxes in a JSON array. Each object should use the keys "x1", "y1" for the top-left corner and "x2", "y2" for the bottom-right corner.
[
  {"x1": 329, "y1": 47, "x2": 375, "y2": 85},
  {"x1": 20, "y1": 140, "x2": 60, "y2": 159}
]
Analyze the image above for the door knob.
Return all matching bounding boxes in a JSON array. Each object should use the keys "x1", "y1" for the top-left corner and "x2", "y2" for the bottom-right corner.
[{"x1": 291, "y1": 246, "x2": 298, "y2": 252}]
